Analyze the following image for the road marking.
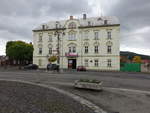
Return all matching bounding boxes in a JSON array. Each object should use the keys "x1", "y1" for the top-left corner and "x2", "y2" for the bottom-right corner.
[
  {"x1": 104, "y1": 87, "x2": 150, "y2": 94},
  {"x1": 50, "y1": 82, "x2": 150, "y2": 95}
]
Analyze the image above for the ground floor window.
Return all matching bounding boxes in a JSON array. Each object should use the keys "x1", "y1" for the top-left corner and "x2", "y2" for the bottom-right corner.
[
  {"x1": 38, "y1": 59, "x2": 42, "y2": 66},
  {"x1": 84, "y1": 59, "x2": 88, "y2": 67},
  {"x1": 94, "y1": 59, "x2": 99, "y2": 67},
  {"x1": 107, "y1": 59, "x2": 112, "y2": 67}
]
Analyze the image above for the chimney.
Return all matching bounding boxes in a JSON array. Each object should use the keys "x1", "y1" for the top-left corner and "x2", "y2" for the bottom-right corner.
[
  {"x1": 70, "y1": 16, "x2": 73, "y2": 20},
  {"x1": 83, "y1": 14, "x2": 87, "y2": 20},
  {"x1": 42, "y1": 25, "x2": 45, "y2": 30}
]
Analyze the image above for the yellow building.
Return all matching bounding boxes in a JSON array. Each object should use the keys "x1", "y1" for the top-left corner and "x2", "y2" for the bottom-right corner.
[{"x1": 33, "y1": 14, "x2": 120, "y2": 71}]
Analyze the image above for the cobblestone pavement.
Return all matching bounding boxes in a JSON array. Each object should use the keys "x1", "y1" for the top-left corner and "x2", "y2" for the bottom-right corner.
[
  {"x1": 0, "y1": 69, "x2": 150, "y2": 113},
  {"x1": 0, "y1": 80, "x2": 94, "y2": 113}
]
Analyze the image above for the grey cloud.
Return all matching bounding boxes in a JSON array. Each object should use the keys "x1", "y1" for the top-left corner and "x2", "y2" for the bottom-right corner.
[
  {"x1": 106, "y1": 0, "x2": 150, "y2": 51},
  {"x1": 107, "y1": 0, "x2": 150, "y2": 31},
  {"x1": 0, "y1": 0, "x2": 92, "y2": 47},
  {"x1": 0, "y1": 0, "x2": 91, "y2": 17}
]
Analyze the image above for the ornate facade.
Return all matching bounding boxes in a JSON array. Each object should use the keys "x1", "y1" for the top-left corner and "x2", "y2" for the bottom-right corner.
[{"x1": 33, "y1": 14, "x2": 120, "y2": 71}]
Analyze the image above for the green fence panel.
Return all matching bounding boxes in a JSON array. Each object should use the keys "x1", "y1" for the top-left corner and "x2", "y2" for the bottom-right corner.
[{"x1": 120, "y1": 63, "x2": 141, "y2": 72}]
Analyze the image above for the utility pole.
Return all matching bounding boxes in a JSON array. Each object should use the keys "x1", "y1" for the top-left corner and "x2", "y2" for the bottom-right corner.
[{"x1": 54, "y1": 22, "x2": 65, "y2": 72}]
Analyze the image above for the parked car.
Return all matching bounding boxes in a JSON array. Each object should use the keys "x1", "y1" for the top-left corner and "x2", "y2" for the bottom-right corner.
[
  {"x1": 77, "y1": 66, "x2": 86, "y2": 71},
  {"x1": 47, "y1": 64, "x2": 59, "y2": 71},
  {"x1": 24, "y1": 64, "x2": 38, "y2": 70}
]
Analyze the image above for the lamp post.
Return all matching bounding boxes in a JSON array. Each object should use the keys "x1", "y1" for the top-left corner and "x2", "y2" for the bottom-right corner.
[{"x1": 54, "y1": 22, "x2": 65, "y2": 72}]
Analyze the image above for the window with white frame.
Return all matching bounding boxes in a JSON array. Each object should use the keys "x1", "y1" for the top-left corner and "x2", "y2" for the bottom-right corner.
[
  {"x1": 48, "y1": 35, "x2": 52, "y2": 42},
  {"x1": 107, "y1": 59, "x2": 112, "y2": 67},
  {"x1": 69, "y1": 47, "x2": 72, "y2": 53},
  {"x1": 94, "y1": 46, "x2": 99, "y2": 53},
  {"x1": 68, "y1": 46, "x2": 76, "y2": 53},
  {"x1": 39, "y1": 33, "x2": 43, "y2": 42},
  {"x1": 94, "y1": 60, "x2": 99, "y2": 67},
  {"x1": 84, "y1": 31, "x2": 89, "y2": 40},
  {"x1": 73, "y1": 47, "x2": 76, "y2": 53},
  {"x1": 38, "y1": 59, "x2": 42, "y2": 66},
  {"x1": 107, "y1": 31, "x2": 111, "y2": 39},
  {"x1": 107, "y1": 46, "x2": 112, "y2": 54},
  {"x1": 49, "y1": 48, "x2": 52, "y2": 54},
  {"x1": 68, "y1": 32, "x2": 76, "y2": 40},
  {"x1": 94, "y1": 31, "x2": 99, "y2": 40},
  {"x1": 84, "y1": 59, "x2": 89, "y2": 67},
  {"x1": 85, "y1": 46, "x2": 88, "y2": 53},
  {"x1": 39, "y1": 48, "x2": 42, "y2": 54}
]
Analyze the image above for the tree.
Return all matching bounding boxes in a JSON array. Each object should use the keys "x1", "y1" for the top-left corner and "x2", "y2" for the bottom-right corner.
[
  {"x1": 48, "y1": 56, "x2": 57, "y2": 63},
  {"x1": 6, "y1": 41, "x2": 33, "y2": 65},
  {"x1": 120, "y1": 56, "x2": 129, "y2": 63},
  {"x1": 132, "y1": 56, "x2": 142, "y2": 63}
]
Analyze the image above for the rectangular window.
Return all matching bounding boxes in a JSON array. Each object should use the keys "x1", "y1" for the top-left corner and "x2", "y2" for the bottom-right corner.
[
  {"x1": 39, "y1": 48, "x2": 42, "y2": 54},
  {"x1": 38, "y1": 59, "x2": 42, "y2": 66},
  {"x1": 48, "y1": 35, "x2": 52, "y2": 42},
  {"x1": 84, "y1": 31, "x2": 88, "y2": 40},
  {"x1": 73, "y1": 47, "x2": 76, "y2": 53},
  {"x1": 107, "y1": 59, "x2": 112, "y2": 67},
  {"x1": 39, "y1": 33, "x2": 43, "y2": 42},
  {"x1": 49, "y1": 48, "x2": 52, "y2": 54},
  {"x1": 84, "y1": 59, "x2": 89, "y2": 67},
  {"x1": 107, "y1": 31, "x2": 111, "y2": 39},
  {"x1": 94, "y1": 31, "x2": 99, "y2": 40},
  {"x1": 68, "y1": 33, "x2": 76, "y2": 40},
  {"x1": 94, "y1": 60, "x2": 99, "y2": 67},
  {"x1": 85, "y1": 46, "x2": 88, "y2": 53},
  {"x1": 69, "y1": 47, "x2": 76, "y2": 53},
  {"x1": 95, "y1": 46, "x2": 99, "y2": 53},
  {"x1": 39, "y1": 37, "x2": 42, "y2": 42},
  {"x1": 107, "y1": 46, "x2": 112, "y2": 54},
  {"x1": 69, "y1": 47, "x2": 72, "y2": 53}
]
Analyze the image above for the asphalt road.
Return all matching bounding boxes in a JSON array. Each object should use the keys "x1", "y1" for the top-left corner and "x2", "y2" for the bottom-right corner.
[{"x1": 0, "y1": 69, "x2": 150, "y2": 113}]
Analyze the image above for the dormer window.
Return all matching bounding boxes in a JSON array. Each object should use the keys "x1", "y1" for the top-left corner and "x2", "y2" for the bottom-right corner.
[{"x1": 68, "y1": 22, "x2": 76, "y2": 29}]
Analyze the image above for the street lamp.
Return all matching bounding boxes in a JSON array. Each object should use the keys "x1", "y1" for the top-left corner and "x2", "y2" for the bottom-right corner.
[{"x1": 54, "y1": 21, "x2": 65, "y2": 72}]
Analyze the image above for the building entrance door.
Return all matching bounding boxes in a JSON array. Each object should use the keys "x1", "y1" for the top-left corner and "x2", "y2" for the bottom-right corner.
[{"x1": 68, "y1": 59, "x2": 76, "y2": 69}]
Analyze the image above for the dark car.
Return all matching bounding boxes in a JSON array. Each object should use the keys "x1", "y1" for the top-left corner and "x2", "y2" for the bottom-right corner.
[
  {"x1": 47, "y1": 64, "x2": 59, "y2": 71},
  {"x1": 77, "y1": 66, "x2": 86, "y2": 71},
  {"x1": 24, "y1": 64, "x2": 38, "y2": 70}
]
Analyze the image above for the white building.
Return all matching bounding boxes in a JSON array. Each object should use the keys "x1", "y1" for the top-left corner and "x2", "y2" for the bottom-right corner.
[{"x1": 33, "y1": 14, "x2": 120, "y2": 71}]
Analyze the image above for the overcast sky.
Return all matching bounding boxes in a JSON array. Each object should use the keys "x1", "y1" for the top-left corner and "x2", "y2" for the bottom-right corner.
[{"x1": 0, "y1": 0, "x2": 150, "y2": 55}]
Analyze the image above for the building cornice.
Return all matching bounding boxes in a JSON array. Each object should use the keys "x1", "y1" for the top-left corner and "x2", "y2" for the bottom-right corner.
[
  {"x1": 32, "y1": 24, "x2": 120, "y2": 32},
  {"x1": 78, "y1": 24, "x2": 120, "y2": 29},
  {"x1": 32, "y1": 28, "x2": 66, "y2": 32}
]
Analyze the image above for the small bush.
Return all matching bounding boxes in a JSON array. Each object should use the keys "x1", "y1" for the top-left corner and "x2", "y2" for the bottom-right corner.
[{"x1": 79, "y1": 79, "x2": 101, "y2": 84}]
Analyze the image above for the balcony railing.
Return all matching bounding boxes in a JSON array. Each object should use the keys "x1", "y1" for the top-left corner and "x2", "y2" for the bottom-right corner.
[{"x1": 65, "y1": 52, "x2": 78, "y2": 57}]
